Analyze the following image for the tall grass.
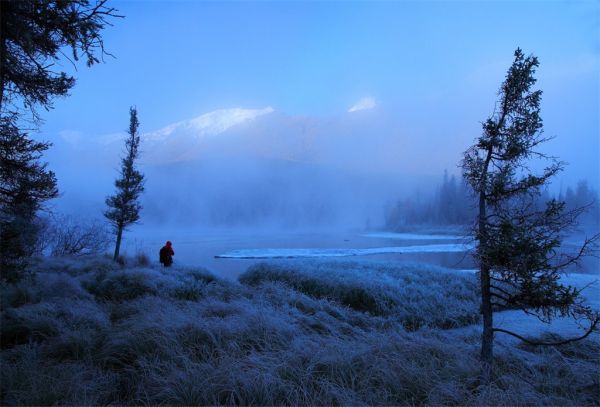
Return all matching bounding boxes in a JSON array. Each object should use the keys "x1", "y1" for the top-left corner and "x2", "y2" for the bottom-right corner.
[
  {"x1": 240, "y1": 259, "x2": 481, "y2": 330},
  {"x1": 1, "y1": 256, "x2": 598, "y2": 406}
]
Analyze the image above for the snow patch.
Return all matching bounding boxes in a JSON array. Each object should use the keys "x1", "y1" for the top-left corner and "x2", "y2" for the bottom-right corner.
[
  {"x1": 216, "y1": 243, "x2": 476, "y2": 259},
  {"x1": 363, "y1": 232, "x2": 466, "y2": 240},
  {"x1": 144, "y1": 106, "x2": 275, "y2": 141}
]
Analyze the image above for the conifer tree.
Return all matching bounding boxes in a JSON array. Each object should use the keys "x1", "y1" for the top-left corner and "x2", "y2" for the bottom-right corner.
[
  {"x1": 0, "y1": 114, "x2": 58, "y2": 281},
  {"x1": 104, "y1": 107, "x2": 144, "y2": 261},
  {"x1": 0, "y1": 0, "x2": 120, "y2": 281},
  {"x1": 461, "y1": 48, "x2": 599, "y2": 384}
]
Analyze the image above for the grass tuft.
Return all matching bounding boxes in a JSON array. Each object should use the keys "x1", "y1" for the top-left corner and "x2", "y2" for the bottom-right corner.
[{"x1": 240, "y1": 259, "x2": 481, "y2": 330}]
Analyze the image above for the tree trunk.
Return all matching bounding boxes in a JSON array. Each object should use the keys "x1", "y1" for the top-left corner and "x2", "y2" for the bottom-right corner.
[
  {"x1": 480, "y1": 264, "x2": 493, "y2": 385},
  {"x1": 0, "y1": 0, "x2": 6, "y2": 114},
  {"x1": 113, "y1": 224, "x2": 123, "y2": 261},
  {"x1": 478, "y1": 168, "x2": 493, "y2": 385}
]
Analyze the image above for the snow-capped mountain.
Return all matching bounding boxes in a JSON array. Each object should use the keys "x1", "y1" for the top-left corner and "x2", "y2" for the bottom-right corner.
[
  {"x1": 137, "y1": 104, "x2": 401, "y2": 173},
  {"x1": 49, "y1": 105, "x2": 437, "y2": 228},
  {"x1": 143, "y1": 107, "x2": 275, "y2": 142}
]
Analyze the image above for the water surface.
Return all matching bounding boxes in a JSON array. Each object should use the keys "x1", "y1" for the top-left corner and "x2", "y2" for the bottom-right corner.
[{"x1": 124, "y1": 229, "x2": 476, "y2": 279}]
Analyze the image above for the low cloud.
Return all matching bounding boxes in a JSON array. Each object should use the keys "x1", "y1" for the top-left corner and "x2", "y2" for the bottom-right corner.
[
  {"x1": 348, "y1": 97, "x2": 377, "y2": 113},
  {"x1": 58, "y1": 130, "x2": 84, "y2": 144}
]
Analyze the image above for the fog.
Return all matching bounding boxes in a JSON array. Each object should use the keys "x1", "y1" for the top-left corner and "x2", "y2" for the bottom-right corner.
[
  {"x1": 5, "y1": 3, "x2": 600, "y2": 405},
  {"x1": 37, "y1": 1, "x2": 598, "y2": 239},
  {"x1": 45, "y1": 105, "x2": 599, "y2": 242},
  {"x1": 46, "y1": 108, "x2": 440, "y2": 231}
]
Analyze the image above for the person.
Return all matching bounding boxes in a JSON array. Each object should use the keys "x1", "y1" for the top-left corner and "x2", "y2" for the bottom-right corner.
[{"x1": 159, "y1": 241, "x2": 174, "y2": 267}]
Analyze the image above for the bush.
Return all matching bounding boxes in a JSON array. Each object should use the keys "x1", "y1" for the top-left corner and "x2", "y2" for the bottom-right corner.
[
  {"x1": 1, "y1": 345, "x2": 119, "y2": 405},
  {"x1": 171, "y1": 279, "x2": 206, "y2": 301},
  {"x1": 1, "y1": 282, "x2": 36, "y2": 310},
  {"x1": 42, "y1": 214, "x2": 110, "y2": 257},
  {"x1": 89, "y1": 269, "x2": 160, "y2": 301},
  {"x1": 135, "y1": 252, "x2": 150, "y2": 267},
  {"x1": 115, "y1": 255, "x2": 126, "y2": 266}
]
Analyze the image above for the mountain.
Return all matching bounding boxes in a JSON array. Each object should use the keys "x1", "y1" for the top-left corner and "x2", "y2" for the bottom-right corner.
[
  {"x1": 138, "y1": 106, "x2": 406, "y2": 175},
  {"x1": 48, "y1": 106, "x2": 437, "y2": 228},
  {"x1": 144, "y1": 107, "x2": 275, "y2": 142}
]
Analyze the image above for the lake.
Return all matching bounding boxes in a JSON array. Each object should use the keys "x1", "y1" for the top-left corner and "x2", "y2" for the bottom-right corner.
[
  {"x1": 122, "y1": 228, "x2": 599, "y2": 280},
  {"x1": 123, "y1": 228, "x2": 474, "y2": 279}
]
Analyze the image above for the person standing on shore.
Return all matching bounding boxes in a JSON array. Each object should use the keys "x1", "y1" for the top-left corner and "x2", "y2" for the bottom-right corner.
[{"x1": 159, "y1": 241, "x2": 174, "y2": 267}]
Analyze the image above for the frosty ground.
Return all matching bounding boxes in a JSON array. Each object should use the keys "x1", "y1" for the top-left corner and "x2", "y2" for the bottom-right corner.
[{"x1": 1, "y1": 256, "x2": 598, "y2": 405}]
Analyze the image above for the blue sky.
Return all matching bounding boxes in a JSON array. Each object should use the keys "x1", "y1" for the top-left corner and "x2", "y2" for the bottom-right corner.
[{"x1": 41, "y1": 0, "x2": 598, "y2": 186}]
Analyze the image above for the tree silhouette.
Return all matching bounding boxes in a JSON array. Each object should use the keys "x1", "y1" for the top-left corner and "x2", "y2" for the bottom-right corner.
[
  {"x1": 104, "y1": 107, "x2": 144, "y2": 261},
  {"x1": 0, "y1": 114, "x2": 58, "y2": 281},
  {"x1": 461, "y1": 48, "x2": 599, "y2": 384},
  {"x1": 0, "y1": 0, "x2": 121, "y2": 280}
]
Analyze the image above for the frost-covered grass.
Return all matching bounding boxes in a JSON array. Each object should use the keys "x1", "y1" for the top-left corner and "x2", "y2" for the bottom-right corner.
[
  {"x1": 1, "y1": 256, "x2": 598, "y2": 406},
  {"x1": 240, "y1": 260, "x2": 480, "y2": 330}
]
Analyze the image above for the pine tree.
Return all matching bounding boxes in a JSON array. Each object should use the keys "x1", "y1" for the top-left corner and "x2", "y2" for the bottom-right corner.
[
  {"x1": 0, "y1": 0, "x2": 121, "y2": 116},
  {"x1": 461, "y1": 48, "x2": 599, "y2": 384},
  {"x1": 0, "y1": 114, "x2": 58, "y2": 281},
  {"x1": 104, "y1": 107, "x2": 144, "y2": 261},
  {"x1": 0, "y1": 0, "x2": 120, "y2": 280}
]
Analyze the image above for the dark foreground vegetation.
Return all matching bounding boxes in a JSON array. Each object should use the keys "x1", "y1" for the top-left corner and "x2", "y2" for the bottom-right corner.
[{"x1": 1, "y1": 257, "x2": 598, "y2": 406}]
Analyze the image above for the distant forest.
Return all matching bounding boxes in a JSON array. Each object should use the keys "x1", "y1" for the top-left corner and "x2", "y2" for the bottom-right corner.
[{"x1": 385, "y1": 171, "x2": 600, "y2": 231}]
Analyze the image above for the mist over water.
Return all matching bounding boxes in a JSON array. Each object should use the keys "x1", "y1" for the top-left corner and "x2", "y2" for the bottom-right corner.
[
  {"x1": 4, "y1": 3, "x2": 600, "y2": 405},
  {"x1": 35, "y1": 0, "x2": 598, "y2": 277},
  {"x1": 44, "y1": 103, "x2": 598, "y2": 278},
  {"x1": 48, "y1": 108, "x2": 443, "y2": 231}
]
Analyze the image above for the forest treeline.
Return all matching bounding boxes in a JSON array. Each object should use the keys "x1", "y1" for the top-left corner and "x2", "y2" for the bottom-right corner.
[{"x1": 385, "y1": 171, "x2": 600, "y2": 230}]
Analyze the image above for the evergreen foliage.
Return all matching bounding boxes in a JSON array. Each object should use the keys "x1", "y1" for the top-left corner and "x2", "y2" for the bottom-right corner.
[
  {"x1": 0, "y1": 0, "x2": 120, "y2": 117},
  {"x1": 0, "y1": 115, "x2": 58, "y2": 281},
  {"x1": 461, "y1": 48, "x2": 599, "y2": 383},
  {"x1": 386, "y1": 170, "x2": 475, "y2": 229},
  {"x1": 562, "y1": 180, "x2": 600, "y2": 229},
  {"x1": 0, "y1": 0, "x2": 120, "y2": 281},
  {"x1": 104, "y1": 107, "x2": 144, "y2": 261}
]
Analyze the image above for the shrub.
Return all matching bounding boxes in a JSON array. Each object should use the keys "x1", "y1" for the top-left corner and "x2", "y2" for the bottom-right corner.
[
  {"x1": 89, "y1": 269, "x2": 159, "y2": 301},
  {"x1": 1, "y1": 345, "x2": 119, "y2": 405},
  {"x1": 0, "y1": 282, "x2": 36, "y2": 310},
  {"x1": 1, "y1": 305, "x2": 60, "y2": 348},
  {"x1": 167, "y1": 268, "x2": 218, "y2": 301},
  {"x1": 171, "y1": 279, "x2": 206, "y2": 301},
  {"x1": 182, "y1": 268, "x2": 216, "y2": 284},
  {"x1": 134, "y1": 252, "x2": 150, "y2": 267},
  {"x1": 29, "y1": 255, "x2": 118, "y2": 277},
  {"x1": 42, "y1": 215, "x2": 110, "y2": 257},
  {"x1": 116, "y1": 255, "x2": 127, "y2": 266},
  {"x1": 35, "y1": 272, "x2": 91, "y2": 301}
]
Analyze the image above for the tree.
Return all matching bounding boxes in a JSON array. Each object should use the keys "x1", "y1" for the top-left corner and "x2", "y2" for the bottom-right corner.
[
  {"x1": 105, "y1": 107, "x2": 144, "y2": 261},
  {"x1": 564, "y1": 180, "x2": 600, "y2": 228},
  {"x1": 461, "y1": 48, "x2": 599, "y2": 384},
  {"x1": 46, "y1": 213, "x2": 110, "y2": 257},
  {"x1": 0, "y1": 0, "x2": 120, "y2": 281},
  {"x1": 0, "y1": 114, "x2": 58, "y2": 281},
  {"x1": 0, "y1": 0, "x2": 121, "y2": 117}
]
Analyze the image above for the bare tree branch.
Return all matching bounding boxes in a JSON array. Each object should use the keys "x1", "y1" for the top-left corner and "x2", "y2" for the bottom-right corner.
[{"x1": 493, "y1": 316, "x2": 599, "y2": 346}]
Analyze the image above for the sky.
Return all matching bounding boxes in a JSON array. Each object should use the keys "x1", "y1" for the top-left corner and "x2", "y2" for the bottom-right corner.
[{"x1": 40, "y1": 0, "x2": 599, "y2": 190}]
